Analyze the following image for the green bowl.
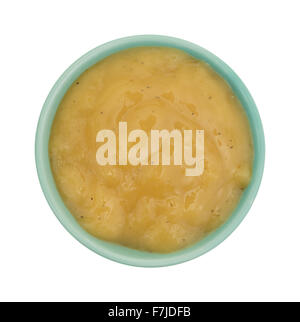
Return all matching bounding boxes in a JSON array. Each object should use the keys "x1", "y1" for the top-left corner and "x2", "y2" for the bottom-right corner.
[{"x1": 35, "y1": 35, "x2": 265, "y2": 267}]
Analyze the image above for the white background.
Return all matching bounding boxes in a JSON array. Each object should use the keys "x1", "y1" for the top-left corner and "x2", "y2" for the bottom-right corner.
[{"x1": 1, "y1": 0, "x2": 299, "y2": 302}]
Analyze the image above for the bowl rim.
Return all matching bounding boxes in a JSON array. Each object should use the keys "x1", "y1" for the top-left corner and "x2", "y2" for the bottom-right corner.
[{"x1": 35, "y1": 35, "x2": 265, "y2": 267}]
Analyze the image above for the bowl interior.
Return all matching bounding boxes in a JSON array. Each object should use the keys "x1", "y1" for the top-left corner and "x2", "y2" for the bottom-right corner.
[{"x1": 35, "y1": 35, "x2": 265, "y2": 267}]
